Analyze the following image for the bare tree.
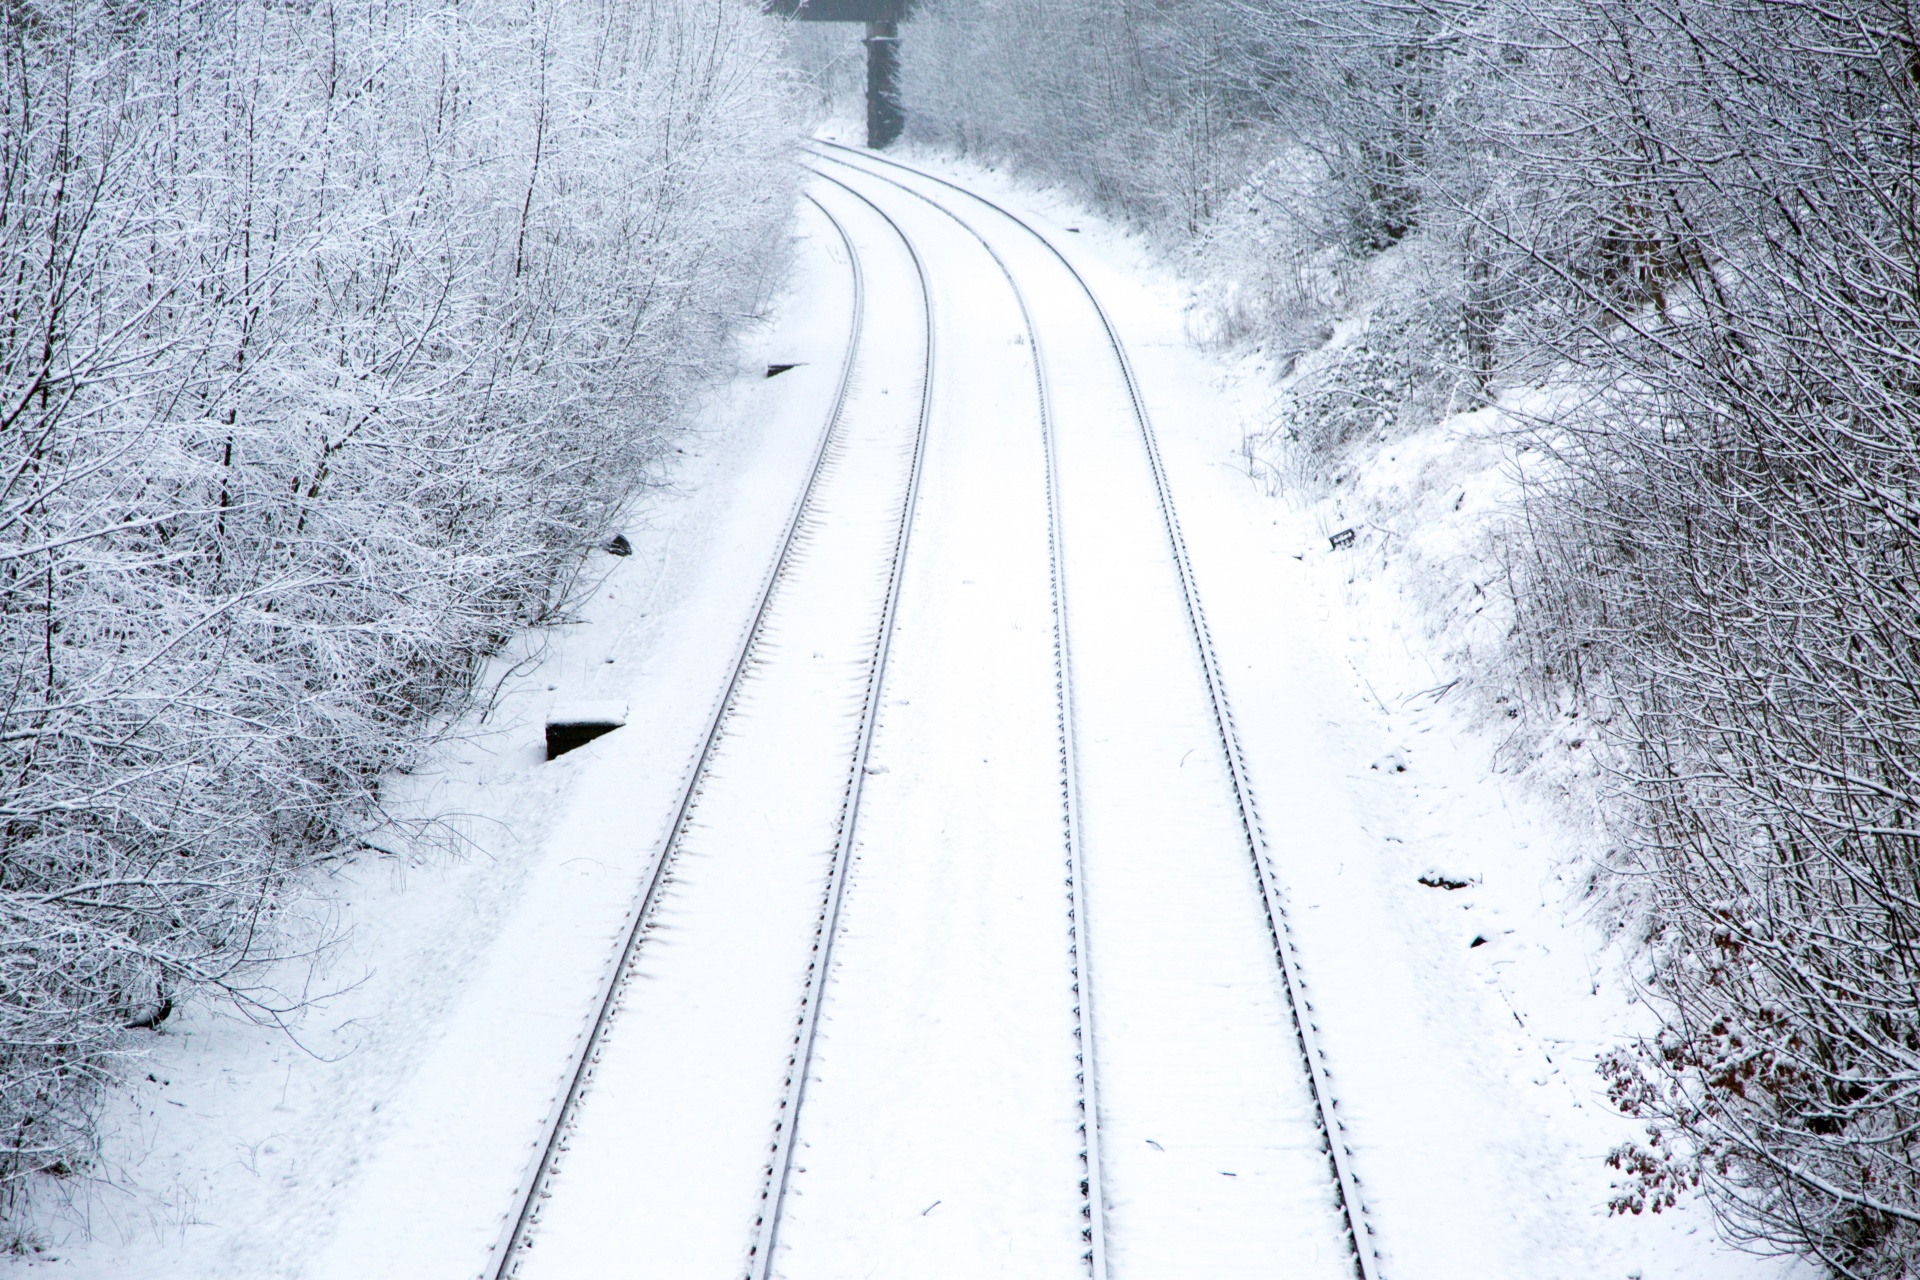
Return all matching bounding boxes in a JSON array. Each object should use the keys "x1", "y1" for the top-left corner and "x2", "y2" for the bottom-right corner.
[
  {"x1": 898, "y1": 0, "x2": 1920, "y2": 1272},
  {"x1": 0, "y1": 0, "x2": 797, "y2": 1217},
  {"x1": 1485, "y1": 2, "x2": 1920, "y2": 1272}
]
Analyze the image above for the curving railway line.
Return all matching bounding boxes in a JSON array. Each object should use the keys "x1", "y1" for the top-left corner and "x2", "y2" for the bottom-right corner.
[
  {"x1": 486, "y1": 150, "x2": 1383, "y2": 1280},
  {"x1": 490, "y1": 182, "x2": 935, "y2": 1279},
  {"x1": 809, "y1": 145, "x2": 1385, "y2": 1280}
]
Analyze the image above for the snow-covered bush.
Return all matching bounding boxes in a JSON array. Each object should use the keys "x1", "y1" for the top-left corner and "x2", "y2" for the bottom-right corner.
[
  {"x1": 900, "y1": 0, "x2": 1489, "y2": 399},
  {"x1": 0, "y1": 0, "x2": 796, "y2": 1212},
  {"x1": 904, "y1": 0, "x2": 1920, "y2": 1271},
  {"x1": 900, "y1": 0, "x2": 1282, "y2": 240},
  {"x1": 1181, "y1": 150, "x2": 1355, "y2": 358},
  {"x1": 1492, "y1": 3, "x2": 1920, "y2": 1270},
  {"x1": 785, "y1": 21, "x2": 867, "y2": 120}
]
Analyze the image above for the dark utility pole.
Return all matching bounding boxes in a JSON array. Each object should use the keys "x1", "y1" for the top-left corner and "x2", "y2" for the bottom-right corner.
[
  {"x1": 864, "y1": 20, "x2": 902, "y2": 148},
  {"x1": 764, "y1": 0, "x2": 911, "y2": 149}
]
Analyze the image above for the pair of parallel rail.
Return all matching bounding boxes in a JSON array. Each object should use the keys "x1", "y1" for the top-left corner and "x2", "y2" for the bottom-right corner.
[{"x1": 488, "y1": 148, "x2": 1382, "y2": 1280}]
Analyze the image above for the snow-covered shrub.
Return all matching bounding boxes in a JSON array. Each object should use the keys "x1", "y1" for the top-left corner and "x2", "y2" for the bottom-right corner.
[
  {"x1": 1493, "y1": 2, "x2": 1920, "y2": 1271},
  {"x1": 1181, "y1": 150, "x2": 1356, "y2": 358},
  {"x1": 785, "y1": 22, "x2": 866, "y2": 120},
  {"x1": 905, "y1": 0, "x2": 1920, "y2": 1269},
  {"x1": 0, "y1": 0, "x2": 796, "y2": 1212},
  {"x1": 899, "y1": 0, "x2": 1493, "y2": 389},
  {"x1": 900, "y1": 0, "x2": 1282, "y2": 241},
  {"x1": 1269, "y1": 236, "x2": 1490, "y2": 469}
]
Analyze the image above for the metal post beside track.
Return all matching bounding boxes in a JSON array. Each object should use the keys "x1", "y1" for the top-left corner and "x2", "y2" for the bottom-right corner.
[
  {"x1": 765, "y1": 0, "x2": 910, "y2": 150},
  {"x1": 863, "y1": 20, "x2": 902, "y2": 148}
]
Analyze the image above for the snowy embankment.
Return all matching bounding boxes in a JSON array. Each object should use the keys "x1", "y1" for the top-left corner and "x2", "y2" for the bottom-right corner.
[
  {"x1": 10, "y1": 147, "x2": 1813, "y2": 1279},
  {"x1": 872, "y1": 149, "x2": 1814, "y2": 1280},
  {"x1": 0, "y1": 0, "x2": 796, "y2": 1224},
  {"x1": 0, "y1": 203, "x2": 853, "y2": 1277}
]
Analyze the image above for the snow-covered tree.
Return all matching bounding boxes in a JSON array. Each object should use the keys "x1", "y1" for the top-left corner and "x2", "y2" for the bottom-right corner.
[
  {"x1": 900, "y1": 0, "x2": 1920, "y2": 1271},
  {"x1": 0, "y1": 0, "x2": 796, "y2": 1211}
]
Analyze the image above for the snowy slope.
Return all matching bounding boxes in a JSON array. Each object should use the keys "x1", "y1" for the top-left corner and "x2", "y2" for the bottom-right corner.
[
  {"x1": 846, "y1": 142, "x2": 1813, "y2": 1280},
  {"x1": 2, "y1": 202, "x2": 855, "y2": 1279}
]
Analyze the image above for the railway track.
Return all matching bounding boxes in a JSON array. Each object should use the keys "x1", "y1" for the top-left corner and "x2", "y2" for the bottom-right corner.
[
  {"x1": 489, "y1": 149, "x2": 1383, "y2": 1280},
  {"x1": 783, "y1": 165, "x2": 1109, "y2": 1280},
  {"x1": 743, "y1": 175, "x2": 936, "y2": 1280},
  {"x1": 488, "y1": 184, "x2": 935, "y2": 1280},
  {"x1": 808, "y1": 144, "x2": 1385, "y2": 1280}
]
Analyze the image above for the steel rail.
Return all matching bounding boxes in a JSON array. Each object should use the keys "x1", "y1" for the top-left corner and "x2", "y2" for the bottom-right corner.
[
  {"x1": 814, "y1": 141, "x2": 1387, "y2": 1280},
  {"x1": 744, "y1": 173, "x2": 937, "y2": 1280},
  {"x1": 804, "y1": 160, "x2": 1110, "y2": 1280},
  {"x1": 487, "y1": 191, "x2": 882, "y2": 1280}
]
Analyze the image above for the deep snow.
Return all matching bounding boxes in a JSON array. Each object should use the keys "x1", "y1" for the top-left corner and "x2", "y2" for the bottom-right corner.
[{"x1": 5, "y1": 142, "x2": 1814, "y2": 1280}]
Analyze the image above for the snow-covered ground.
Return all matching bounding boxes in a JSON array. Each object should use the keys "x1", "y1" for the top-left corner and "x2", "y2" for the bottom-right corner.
[
  {"x1": 6, "y1": 144, "x2": 1814, "y2": 1280},
  {"x1": 812, "y1": 144, "x2": 1812, "y2": 1280},
  {"x1": 505, "y1": 175, "x2": 938, "y2": 1280},
  {"x1": 2, "y1": 188, "x2": 857, "y2": 1280}
]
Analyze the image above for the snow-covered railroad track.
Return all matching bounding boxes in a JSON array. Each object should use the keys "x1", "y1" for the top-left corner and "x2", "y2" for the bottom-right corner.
[
  {"x1": 744, "y1": 165, "x2": 1109, "y2": 1280},
  {"x1": 812, "y1": 145, "x2": 1384, "y2": 1280},
  {"x1": 489, "y1": 184, "x2": 935, "y2": 1280}
]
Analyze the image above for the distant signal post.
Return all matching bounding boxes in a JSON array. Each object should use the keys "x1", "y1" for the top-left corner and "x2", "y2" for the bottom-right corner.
[{"x1": 766, "y1": 0, "x2": 910, "y2": 149}]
